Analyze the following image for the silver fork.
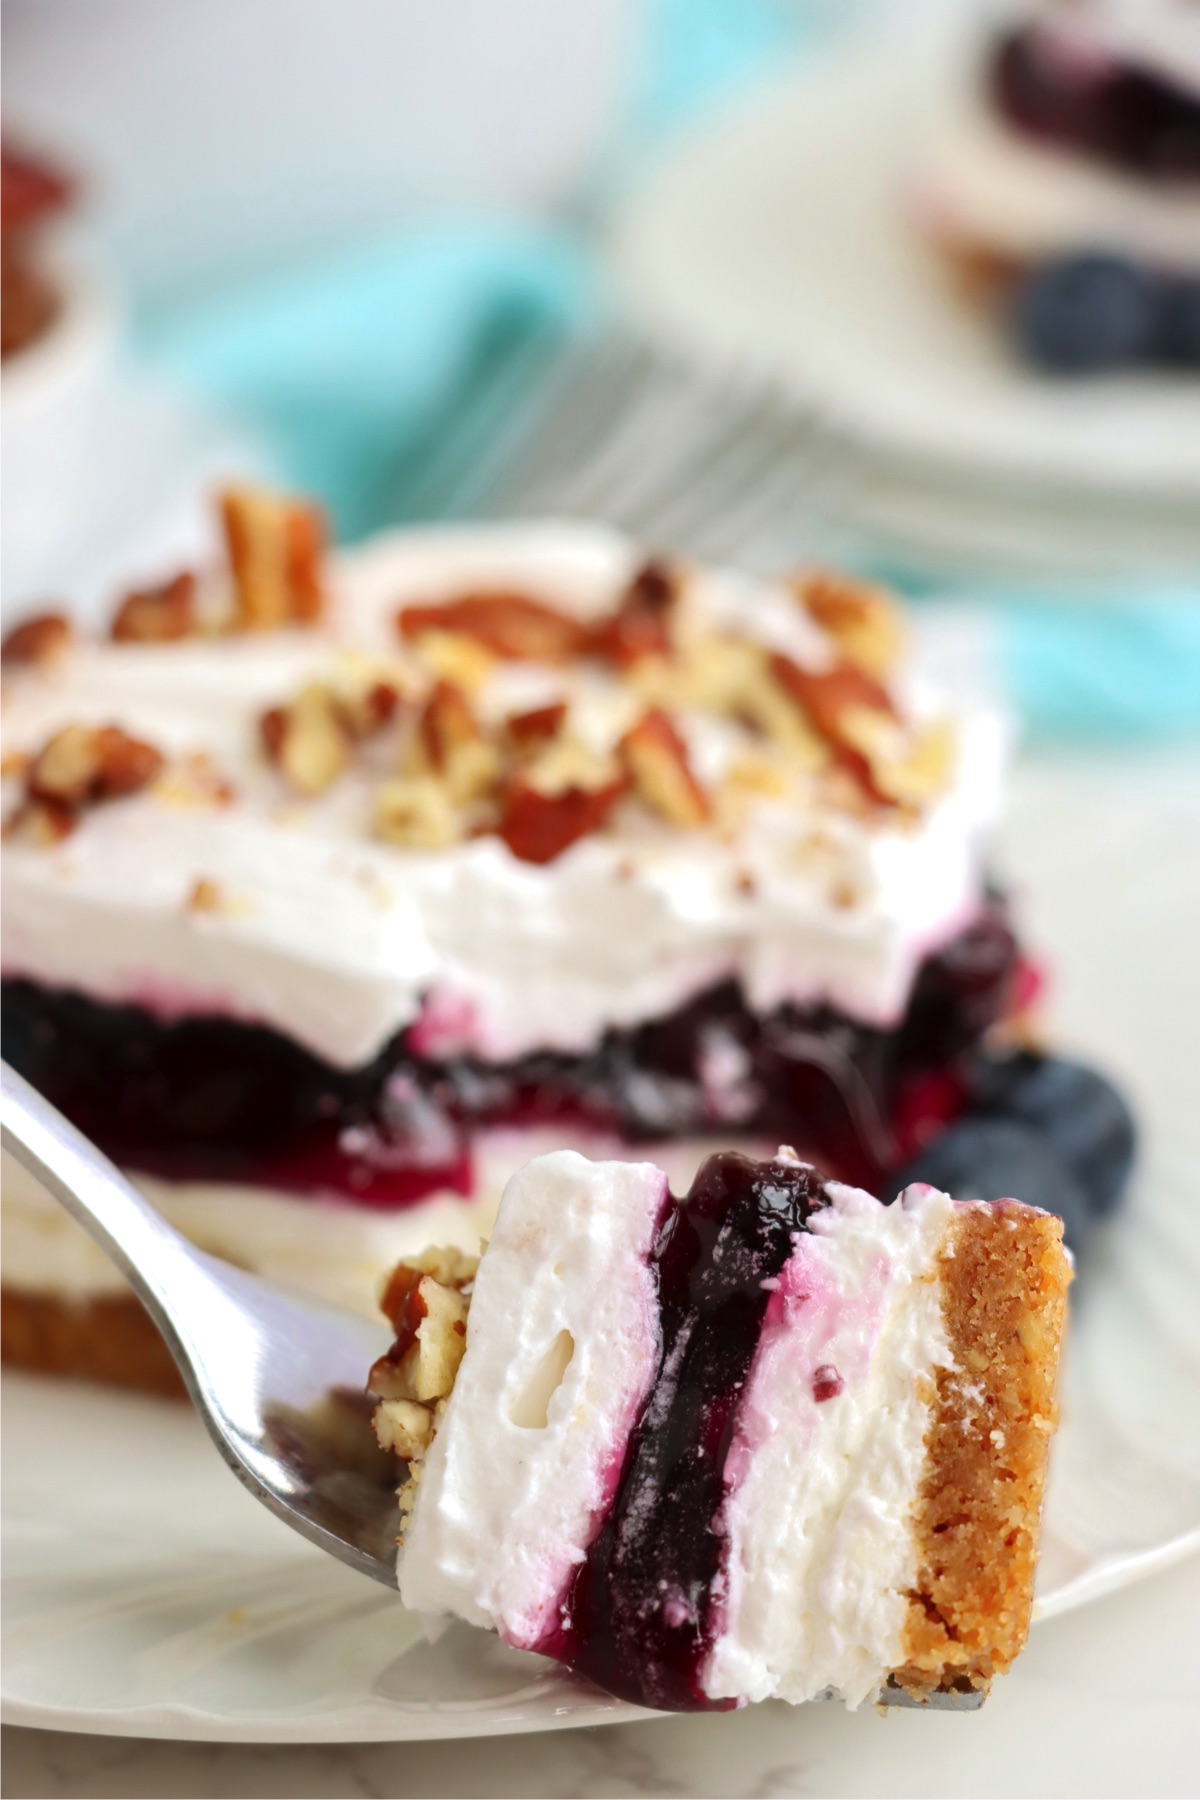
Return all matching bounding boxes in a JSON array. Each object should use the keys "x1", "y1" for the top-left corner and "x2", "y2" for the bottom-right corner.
[
  {"x1": 0, "y1": 1059, "x2": 982, "y2": 1711},
  {"x1": 0, "y1": 1059, "x2": 399, "y2": 1589}
]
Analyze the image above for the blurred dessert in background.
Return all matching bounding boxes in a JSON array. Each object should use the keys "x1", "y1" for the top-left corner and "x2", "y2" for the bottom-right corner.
[
  {"x1": 1, "y1": 140, "x2": 74, "y2": 362},
  {"x1": 0, "y1": 489, "x2": 1131, "y2": 1392},
  {"x1": 910, "y1": 0, "x2": 1200, "y2": 372}
]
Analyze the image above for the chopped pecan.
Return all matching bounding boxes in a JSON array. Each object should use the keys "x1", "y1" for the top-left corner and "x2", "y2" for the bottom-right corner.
[
  {"x1": 506, "y1": 701, "x2": 567, "y2": 755},
  {"x1": 397, "y1": 592, "x2": 589, "y2": 664},
  {"x1": 374, "y1": 1399, "x2": 436, "y2": 1461},
  {"x1": 220, "y1": 486, "x2": 326, "y2": 628},
  {"x1": 110, "y1": 572, "x2": 196, "y2": 643},
  {"x1": 411, "y1": 680, "x2": 500, "y2": 806},
  {"x1": 1, "y1": 611, "x2": 73, "y2": 666},
  {"x1": 595, "y1": 559, "x2": 677, "y2": 667},
  {"x1": 28, "y1": 724, "x2": 164, "y2": 808},
  {"x1": 3, "y1": 798, "x2": 76, "y2": 845},
  {"x1": 369, "y1": 1270, "x2": 470, "y2": 1404},
  {"x1": 620, "y1": 709, "x2": 711, "y2": 827},
  {"x1": 186, "y1": 877, "x2": 223, "y2": 915},
  {"x1": 770, "y1": 655, "x2": 896, "y2": 743},
  {"x1": 339, "y1": 679, "x2": 400, "y2": 740},
  {"x1": 794, "y1": 570, "x2": 903, "y2": 678},
  {"x1": 498, "y1": 776, "x2": 625, "y2": 865},
  {"x1": 374, "y1": 775, "x2": 459, "y2": 849},
  {"x1": 259, "y1": 684, "x2": 350, "y2": 796}
]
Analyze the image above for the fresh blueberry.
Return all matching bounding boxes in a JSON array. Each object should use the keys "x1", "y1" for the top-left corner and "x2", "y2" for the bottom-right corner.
[
  {"x1": 1014, "y1": 254, "x2": 1160, "y2": 373},
  {"x1": 895, "y1": 1118, "x2": 1093, "y2": 1262},
  {"x1": 970, "y1": 1053, "x2": 1136, "y2": 1218},
  {"x1": 1156, "y1": 276, "x2": 1200, "y2": 367}
]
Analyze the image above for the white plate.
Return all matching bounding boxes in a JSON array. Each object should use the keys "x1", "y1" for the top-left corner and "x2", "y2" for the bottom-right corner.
[
  {"x1": 608, "y1": 24, "x2": 1200, "y2": 506},
  {"x1": 3, "y1": 747, "x2": 1200, "y2": 1742}
]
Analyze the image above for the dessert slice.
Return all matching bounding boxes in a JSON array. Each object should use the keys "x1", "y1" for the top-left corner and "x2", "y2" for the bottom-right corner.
[{"x1": 370, "y1": 1149, "x2": 1071, "y2": 1713}]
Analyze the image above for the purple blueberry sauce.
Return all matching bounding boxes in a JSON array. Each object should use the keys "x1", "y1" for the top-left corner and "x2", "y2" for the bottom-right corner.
[
  {"x1": 0, "y1": 906, "x2": 1017, "y2": 1206},
  {"x1": 540, "y1": 1152, "x2": 829, "y2": 1712},
  {"x1": 991, "y1": 27, "x2": 1200, "y2": 181}
]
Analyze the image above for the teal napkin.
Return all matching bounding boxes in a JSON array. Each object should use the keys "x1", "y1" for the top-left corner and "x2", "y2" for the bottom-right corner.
[{"x1": 143, "y1": 222, "x2": 595, "y2": 543}]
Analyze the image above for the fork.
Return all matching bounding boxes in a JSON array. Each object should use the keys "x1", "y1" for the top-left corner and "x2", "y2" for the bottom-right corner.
[
  {"x1": 0, "y1": 1059, "x2": 399, "y2": 1589},
  {"x1": 0, "y1": 1059, "x2": 982, "y2": 1711}
]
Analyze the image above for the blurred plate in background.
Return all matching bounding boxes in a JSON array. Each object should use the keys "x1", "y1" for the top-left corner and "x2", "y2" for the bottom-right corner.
[{"x1": 608, "y1": 20, "x2": 1200, "y2": 578}]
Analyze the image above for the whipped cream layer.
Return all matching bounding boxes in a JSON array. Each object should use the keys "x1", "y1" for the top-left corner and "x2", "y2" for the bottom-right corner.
[
  {"x1": 2, "y1": 523, "x2": 1005, "y2": 1069},
  {"x1": 400, "y1": 1151, "x2": 668, "y2": 1646},
  {"x1": 704, "y1": 1181, "x2": 954, "y2": 1709}
]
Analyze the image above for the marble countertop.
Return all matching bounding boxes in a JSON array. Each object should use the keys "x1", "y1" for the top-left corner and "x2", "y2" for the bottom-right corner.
[{"x1": 5, "y1": 1552, "x2": 1198, "y2": 1798}]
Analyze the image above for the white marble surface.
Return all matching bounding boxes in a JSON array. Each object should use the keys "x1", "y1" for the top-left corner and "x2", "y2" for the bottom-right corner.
[{"x1": 5, "y1": 1551, "x2": 1198, "y2": 1798}]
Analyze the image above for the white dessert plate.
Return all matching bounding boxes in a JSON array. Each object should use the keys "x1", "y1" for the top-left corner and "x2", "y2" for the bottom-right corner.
[
  {"x1": 3, "y1": 745, "x2": 1200, "y2": 1742},
  {"x1": 607, "y1": 21, "x2": 1200, "y2": 510}
]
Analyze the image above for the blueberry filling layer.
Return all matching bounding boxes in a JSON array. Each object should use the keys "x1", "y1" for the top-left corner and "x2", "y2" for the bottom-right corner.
[
  {"x1": 545, "y1": 1153, "x2": 830, "y2": 1712},
  {"x1": 991, "y1": 27, "x2": 1200, "y2": 181},
  {"x1": 0, "y1": 906, "x2": 1017, "y2": 1205}
]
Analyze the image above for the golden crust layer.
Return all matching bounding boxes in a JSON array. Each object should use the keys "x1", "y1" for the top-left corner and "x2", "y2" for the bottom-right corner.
[
  {"x1": 894, "y1": 1203, "x2": 1071, "y2": 1695},
  {"x1": 1, "y1": 1287, "x2": 186, "y2": 1398}
]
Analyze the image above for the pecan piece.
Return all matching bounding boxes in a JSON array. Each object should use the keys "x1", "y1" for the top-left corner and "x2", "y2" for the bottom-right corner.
[
  {"x1": 339, "y1": 679, "x2": 401, "y2": 740},
  {"x1": 28, "y1": 724, "x2": 163, "y2": 807},
  {"x1": 794, "y1": 570, "x2": 903, "y2": 679},
  {"x1": 412, "y1": 680, "x2": 500, "y2": 805},
  {"x1": 374, "y1": 775, "x2": 458, "y2": 849},
  {"x1": 259, "y1": 684, "x2": 350, "y2": 796},
  {"x1": 497, "y1": 776, "x2": 625, "y2": 865},
  {"x1": 3, "y1": 798, "x2": 76, "y2": 845},
  {"x1": 220, "y1": 486, "x2": 326, "y2": 628},
  {"x1": 620, "y1": 708, "x2": 711, "y2": 827},
  {"x1": 110, "y1": 572, "x2": 197, "y2": 643},
  {"x1": 2, "y1": 611, "x2": 73, "y2": 667},
  {"x1": 397, "y1": 592, "x2": 589, "y2": 664},
  {"x1": 595, "y1": 558, "x2": 677, "y2": 668},
  {"x1": 506, "y1": 700, "x2": 567, "y2": 755}
]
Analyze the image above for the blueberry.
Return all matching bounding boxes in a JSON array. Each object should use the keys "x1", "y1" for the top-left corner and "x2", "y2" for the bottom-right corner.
[
  {"x1": 1014, "y1": 254, "x2": 1160, "y2": 373},
  {"x1": 970, "y1": 1053, "x2": 1136, "y2": 1218},
  {"x1": 1156, "y1": 276, "x2": 1200, "y2": 367},
  {"x1": 895, "y1": 1118, "x2": 1093, "y2": 1262}
]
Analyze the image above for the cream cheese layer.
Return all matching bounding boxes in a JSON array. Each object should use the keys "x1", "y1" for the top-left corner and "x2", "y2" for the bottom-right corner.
[{"x1": 702, "y1": 1182, "x2": 954, "y2": 1709}]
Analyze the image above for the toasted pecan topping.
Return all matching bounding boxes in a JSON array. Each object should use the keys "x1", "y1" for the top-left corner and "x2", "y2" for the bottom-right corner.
[
  {"x1": 397, "y1": 592, "x2": 589, "y2": 664},
  {"x1": 259, "y1": 684, "x2": 350, "y2": 796},
  {"x1": 596, "y1": 558, "x2": 677, "y2": 667},
  {"x1": 110, "y1": 572, "x2": 197, "y2": 643},
  {"x1": 374, "y1": 776, "x2": 459, "y2": 850},
  {"x1": 220, "y1": 486, "x2": 326, "y2": 628},
  {"x1": 28, "y1": 724, "x2": 164, "y2": 808},
  {"x1": 621, "y1": 709, "x2": 711, "y2": 828},
  {"x1": 2, "y1": 611, "x2": 73, "y2": 667},
  {"x1": 794, "y1": 570, "x2": 903, "y2": 679},
  {"x1": 340, "y1": 679, "x2": 401, "y2": 740},
  {"x1": 497, "y1": 775, "x2": 626, "y2": 865},
  {"x1": 185, "y1": 876, "x2": 224, "y2": 914},
  {"x1": 3, "y1": 797, "x2": 76, "y2": 845},
  {"x1": 506, "y1": 701, "x2": 567, "y2": 754},
  {"x1": 412, "y1": 680, "x2": 500, "y2": 806}
]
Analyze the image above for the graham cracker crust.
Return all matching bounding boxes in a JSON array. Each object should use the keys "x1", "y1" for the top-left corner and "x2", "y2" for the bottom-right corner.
[
  {"x1": 893, "y1": 1202, "x2": 1071, "y2": 1696},
  {"x1": 2, "y1": 1286, "x2": 186, "y2": 1398}
]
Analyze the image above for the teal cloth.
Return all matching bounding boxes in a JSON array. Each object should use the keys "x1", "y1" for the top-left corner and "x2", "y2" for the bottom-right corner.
[{"x1": 144, "y1": 222, "x2": 596, "y2": 543}]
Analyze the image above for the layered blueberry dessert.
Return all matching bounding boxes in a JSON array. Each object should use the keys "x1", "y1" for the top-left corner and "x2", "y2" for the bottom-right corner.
[
  {"x1": 369, "y1": 1148, "x2": 1071, "y2": 1711},
  {"x1": 910, "y1": 1, "x2": 1200, "y2": 371},
  {"x1": 1, "y1": 486, "x2": 1120, "y2": 1390}
]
